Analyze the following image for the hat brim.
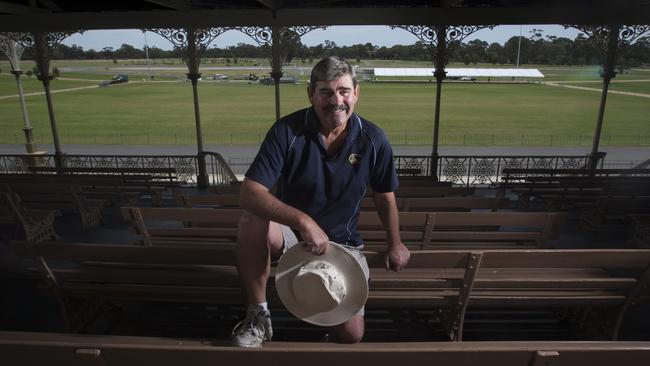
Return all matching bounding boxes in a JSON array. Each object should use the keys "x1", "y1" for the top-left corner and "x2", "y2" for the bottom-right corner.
[{"x1": 275, "y1": 241, "x2": 369, "y2": 326}]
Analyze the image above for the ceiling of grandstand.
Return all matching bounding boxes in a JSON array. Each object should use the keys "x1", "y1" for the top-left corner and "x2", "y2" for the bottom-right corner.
[{"x1": 0, "y1": 0, "x2": 649, "y2": 32}]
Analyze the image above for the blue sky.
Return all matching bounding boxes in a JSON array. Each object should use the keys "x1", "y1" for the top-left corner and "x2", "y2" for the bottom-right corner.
[{"x1": 62, "y1": 25, "x2": 580, "y2": 51}]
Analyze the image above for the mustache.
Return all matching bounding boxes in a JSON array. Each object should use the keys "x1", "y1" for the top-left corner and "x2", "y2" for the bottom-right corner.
[{"x1": 325, "y1": 104, "x2": 349, "y2": 113}]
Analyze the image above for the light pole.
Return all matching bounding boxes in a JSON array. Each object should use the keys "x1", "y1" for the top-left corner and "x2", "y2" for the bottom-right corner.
[
  {"x1": 0, "y1": 35, "x2": 36, "y2": 153},
  {"x1": 143, "y1": 30, "x2": 152, "y2": 80},
  {"x1": 516, "y1": 25, "x2": 522, "y2": 68}
]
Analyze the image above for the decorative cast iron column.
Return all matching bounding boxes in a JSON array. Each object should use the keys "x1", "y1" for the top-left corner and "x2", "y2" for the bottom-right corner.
[
  {"x1": 235, "y1": 26, "x2": 326, "y2": 121},
  {"x1": 564, "y1": 25, "x2": 650, "y2": 169},
  {"x1": 392, "y1": 25, "x2": 494, "y2": 179},
  {"x1": 3, "y1": 31, "x2": 80, "y2": 169},
  {"x1": 0, "y1": 34, "x2": 36, "y2": 153},
  {"x1": 147, "y1": 28, "x2": 228, "y2": 189}
]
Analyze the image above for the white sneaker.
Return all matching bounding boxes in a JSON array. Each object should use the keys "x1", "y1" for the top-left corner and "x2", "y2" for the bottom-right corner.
[{"x1": 231, "y1": 305, "x2": 273, "y2": 347}]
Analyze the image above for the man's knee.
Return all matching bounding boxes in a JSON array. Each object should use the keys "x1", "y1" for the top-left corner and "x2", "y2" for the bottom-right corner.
[
  {"x1": 330, "y1": 317, "x2": 364, "y2": 344},
  {"x1": 237, "y1": 211, "x2": 283, "y2": 252}
]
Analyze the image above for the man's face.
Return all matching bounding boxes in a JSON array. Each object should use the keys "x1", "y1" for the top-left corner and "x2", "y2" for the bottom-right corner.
[{"x1": 308, "y1": 74, "x2": 360, "y2": 131}]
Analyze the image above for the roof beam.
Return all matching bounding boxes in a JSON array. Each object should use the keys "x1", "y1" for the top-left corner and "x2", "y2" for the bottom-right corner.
[
  {"x1": 37, "y1": 0, "x2": 61, "y2": 12},
  {"x1": 144, "y1": 0, "x2": 196, "y2": 11},
  {"x1": 0, "y1": 1, "x2": 49, "y2": 15},
  {"x1": 256, "y1": 0, "x2": 282, "y2": 10},
  {"x1": 0, "y1": 6, "x2": 648, "y2": 32}
]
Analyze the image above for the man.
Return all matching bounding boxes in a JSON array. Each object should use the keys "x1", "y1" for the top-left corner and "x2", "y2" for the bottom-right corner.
[{"x1": 232, "y1": 56, "x2": 410, "y2": 347}]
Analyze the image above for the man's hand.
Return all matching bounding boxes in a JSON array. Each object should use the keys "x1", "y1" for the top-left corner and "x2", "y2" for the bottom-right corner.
[
  {"x1": 385, "y1": 242, "x2": 410, "y2": 271},
  {"x1": 298, "y1": 219, "x2": 330, "y2": 256}
]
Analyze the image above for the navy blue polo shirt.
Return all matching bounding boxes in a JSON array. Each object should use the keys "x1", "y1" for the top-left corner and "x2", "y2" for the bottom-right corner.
[{"x1": 245, "y1": 107, "x2": 398, "y2": 247}]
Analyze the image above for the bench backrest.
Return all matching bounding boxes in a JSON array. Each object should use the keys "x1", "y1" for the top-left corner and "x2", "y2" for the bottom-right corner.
[
  {"x1": 120, "y1": 207, "x2": 244, "y2": 246},
  {"x1": 358, "y1": 211, "x2": 565, "y2": 249}
]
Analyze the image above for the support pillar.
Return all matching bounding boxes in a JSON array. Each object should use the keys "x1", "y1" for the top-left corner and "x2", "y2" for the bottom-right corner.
[
  {"x1": 271, "y1": 26, "x2": 282, "y2": 121},
  {"x1": 431, "y1": 26, "x2": 447, "y2": 180},
  {"x1": 34, "y1": 32, "x2": 64, "y2": 170},
  {"x1": 11, "y1": 70, "x2": 36, "y2": 153},
  {"x1": 185, "y1": 30, "x2": 208, "y2": 189},
  {"x1": 589, "y1": 25, "x2": 619, "y2": 170}
]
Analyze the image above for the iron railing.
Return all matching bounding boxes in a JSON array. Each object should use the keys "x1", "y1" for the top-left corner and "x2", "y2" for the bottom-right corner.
[
  {"x1": 0, "y1": 151, "x2": 237, "y2": 186},
  {"x1": 0, "y1": 153, "x2": 618, "y2": 187},
  {"x1": 394, "y1": 155, "x2": 597, "y2": 186}
]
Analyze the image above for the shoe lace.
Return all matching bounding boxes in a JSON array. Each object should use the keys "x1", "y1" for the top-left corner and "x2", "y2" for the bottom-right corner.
[{"x1": 232, "y1": 311, "x2": 266, "y2": 338}]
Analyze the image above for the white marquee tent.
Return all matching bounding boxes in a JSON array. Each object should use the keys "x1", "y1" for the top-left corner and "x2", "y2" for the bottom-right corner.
[{"x1": 373, "y1": 68, "x2": 544, "y2": 78}]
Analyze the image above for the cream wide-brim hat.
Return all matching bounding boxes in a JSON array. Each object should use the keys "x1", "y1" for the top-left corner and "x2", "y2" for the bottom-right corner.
[{"x1": 275, "y1": 241, "x2": 369, "y2": 326}]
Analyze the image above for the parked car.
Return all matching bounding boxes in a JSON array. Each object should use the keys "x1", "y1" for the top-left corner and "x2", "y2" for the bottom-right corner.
[
  {"x1": 213, "y1": 74, "x2": 228, "y2": 80},
  {"x1": 460, "y1": 76, "x2": 476, "y2": 81},
  {"x1": 109, "y1": 74, "x2": 129, "y2": 84},
  {"x1": 259, "y1": 76, "x2": 298, "y2": 85}
]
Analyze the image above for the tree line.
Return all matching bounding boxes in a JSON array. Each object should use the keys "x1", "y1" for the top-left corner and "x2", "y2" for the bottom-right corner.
[{"x1": 17, "y1": 29, "x2": 650, "y2": 67}]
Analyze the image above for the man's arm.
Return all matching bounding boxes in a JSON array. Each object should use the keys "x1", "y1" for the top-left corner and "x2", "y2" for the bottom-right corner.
[
  {"x1": 239, "y1": 177, "x2": 329, "y2": 254},
  {"x1": 372, "y1": 191, "x2": 410, "y2": 271}
]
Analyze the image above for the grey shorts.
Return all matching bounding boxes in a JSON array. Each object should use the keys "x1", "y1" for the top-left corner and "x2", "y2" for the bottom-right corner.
[{"x1": 279, "y1": 224, "x2": 370, "y2": 318}]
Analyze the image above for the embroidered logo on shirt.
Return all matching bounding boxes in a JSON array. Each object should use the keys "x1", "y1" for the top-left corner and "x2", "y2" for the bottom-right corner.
[{"x1": 348, "y1": 153, "x2": 361, "y2": 165}]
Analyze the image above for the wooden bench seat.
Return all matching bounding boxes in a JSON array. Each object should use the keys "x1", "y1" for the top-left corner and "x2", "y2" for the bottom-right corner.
[
  {"x1": 510, "y1": 186, "x2": 650, "y2": 211},
  {"x1": 576, "y1": 197, "x2": 650, "y2": 230},
  {"x1": 358, "y1": 211, "x2": 565, "y2": 250},
  {"x1": 1, "y1": 183, "x2": 105, "y2": 227},
  {"x1": 122, "y1": 207, "x2": 563, "y2": 250},
  {"x1": 0, "y1": 173, "x2": 178, "y2": 206},
  {"x1": 368, "y1": 186, "x2": 476, "y2": 198},
  {"x1": 3, "y1": 331, "x2": 650, "y2": 366},
  {"x1": 181, "y1": 194, "x2": 509, "y2": 212},
  {"x1": 9, "y1": 241, "x2": 650, "y2": 341},
  {"x1": 120, "y1": 206, "x2": 242, "y2": 246},
  {"x1": 208, "y1": 184, "x2": 475, "y2": 198}
]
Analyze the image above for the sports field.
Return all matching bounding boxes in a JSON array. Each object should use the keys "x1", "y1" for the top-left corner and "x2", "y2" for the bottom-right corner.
[{"x1": 0, "y1": 60, "x2": 649, "y2": 146}]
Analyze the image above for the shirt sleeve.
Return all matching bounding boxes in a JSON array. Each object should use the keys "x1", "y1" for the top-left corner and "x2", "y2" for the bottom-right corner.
[
  {"x1": 369, "y1": 131, "x2": 399, "y2": 193},
  {"x1": 245, "y1": 122, "x2": 289, "y2": 190}
]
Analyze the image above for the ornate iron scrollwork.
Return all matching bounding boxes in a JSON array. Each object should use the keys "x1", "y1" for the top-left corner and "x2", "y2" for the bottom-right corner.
[
  {"x1": 1, "y1": 31, "x2": 80, "y2": 49},
  {"x1": 391, "y1": 25, "x2": 495, "y2": 67},
  {"x1": 147, "y1": 28, "x2": 229, "y2": 53},
  {"x1": 471, "y1": 158, "x2": 497, "y2": 184},
  {"x1": 390, "y1": 25, "x2": 438, "y2": 45},
  {"x1": 530, "y1": 158, "x2": 554, "y2": 170},
  {"x1": 564, "y1": 25, "x2": 650, "y2": 55},
  {"x1": 1, "y1": 31, "x2": 80, "y2": 82},
  {"x1": 146, "y1": 28, "x2": 229, "y2": 72},
  {"x1": 441, "y1": 158, "x2": 468, "y2": 184},
  {"x1": 172, "y1": 157, "x2": 197, "y2": 182},
  {"x1": 234, "y1": 26, "x2": 327, "y2": 67},
  {"x1": 234, "y1": 26, "x2": 326, "y2": 47},
  {"x1": 0, "y1": 34, "x2": 24, "y2": 70},
  {"x1": 235, "y1": 26, "x2": 272, "y2": 46},
  {"x1": 559, "y1": 157, "x2": 585, "y2": 169}
]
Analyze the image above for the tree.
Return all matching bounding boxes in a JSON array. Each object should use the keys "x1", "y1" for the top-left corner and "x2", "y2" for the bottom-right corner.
[
  {"x1": 100, "y1": 47, "x2": 114, "y2": 59},
  {"x1": 280, "y1": 29, "x2": 303, "y2": 65},
  {"x1": 486, "y1": 42, "x2": 506, "y2": 64},
  {"x1": 114, "y1": 43, "x2": 143, "y2": 59},
  {"x1": 504, "y1": 36, "x2": 530, "y2": 65}
]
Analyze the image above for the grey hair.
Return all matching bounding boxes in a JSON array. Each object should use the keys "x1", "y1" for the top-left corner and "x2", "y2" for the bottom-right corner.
[{"x1": 309, "y1": 56, "x2": 357, "y2": 91}]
